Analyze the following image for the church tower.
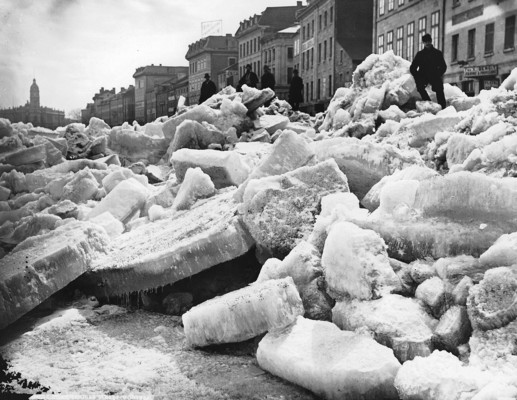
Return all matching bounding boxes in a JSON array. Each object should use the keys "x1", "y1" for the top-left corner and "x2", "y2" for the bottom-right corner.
[
  {"x1": 29, "y1": 78, "x2": 41, "y2": 126},
  {"x1": 30, "y1": 78, "x2": 40, "y2": 109}
]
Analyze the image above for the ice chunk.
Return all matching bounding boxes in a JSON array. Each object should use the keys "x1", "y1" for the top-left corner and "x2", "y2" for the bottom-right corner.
[
  {"x1": 467, "y1": 267, "x2": 517, "y2": 331},
  {"x1": 182, "y1": 277, "x2": 303, "y2": 347},
  {"x1": 101, "y1": 168, "x2": 147, "y2": 194},
  {"x1": 333, "y1": 295, "x2": 436, "y2": 362},
  {"x1": 242, "y1": 159, "x2": 349, "y2": 257},
  {"x1": 259, "y1": 114, "x2": 289, "y2": 134},
  {"x1": 434, "y1": 255, "x2": 487, "y2": 285},
  {"x1": 108, "y1": 128, "x2": 168, "y2": 164},
  {"x1": 172, "y1": 167, "x2": 215, "y2": 210},
  {"x1": 148, "y1": 204, "x2": 165, "y2": 222},
  {"x1": 452, "y1": 276, "x2": 473, "y2": 306},
  {"x1": 257, "y1": 316, "x2": 400, "y2": 400},
  {"x1": 168, "y1": 120, "x2": 225, "y2": 154},
  {"x1": 446, "y1": 133, "x2": 478, "y2": 167},
  {"x1": 89, "y1": 211, "x2": 124, "y2": 238},
  {"x1": 87, "y1": 178, "x2": 148, "y2": 223},
  {"x1": 61, "y1": 168, "x2": 99, "y2": 204},
  {"x1": 171, "y1": 148, "x2": 249, "y2": 189},
  {"x1": 405, "y1": 113, "x2": 462, "y2": 147},
  {"x1": 479, "y1": 232, "x2": 517, "y2": 268},
  {"x1": 256, "y1": 241, "x2": 333, "y2": 320},
  {"x1": 434, "y1": 306, "x2": 472, "y2": 352},
  {"x1": 501, "y1": 67, "x2": 517, "y2": 91},
  {"x1": 322, "y1": 221, "x2": 400, "y2": 300},
  {"x1": 415, "y1": 276, "x2": 451, "y2": 318},
  {"x1": 143, "y1": 122, "x2": 164, "y2": 138},
  {"x1": 162, "y1": 104, "x2": 218, "y2": 141},
  {"x1": 235, "y1": 130, "x2": 314, "y2": 200},
  {"x1": 394, "y1": 351, "x2": 487, "y2": 400},
  {"x1": 311, "y1": 137, "x2": 424, "y2": 201}
]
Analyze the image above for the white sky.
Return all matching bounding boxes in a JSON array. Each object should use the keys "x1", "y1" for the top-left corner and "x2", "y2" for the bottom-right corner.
[{"x1": 0, "y1": 0, "x2": 303, "y2": 116}]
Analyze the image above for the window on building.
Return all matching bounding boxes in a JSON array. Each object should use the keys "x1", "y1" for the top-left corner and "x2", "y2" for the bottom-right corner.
[
  {"x1": 418, "y1": 17, "x2": 427, "y2": 47},
  {"x1": 268, "y1": 50, "x2": 272, "y2": 63},
  {"x1": 386, "y1": 31, "x2": 393, "y2": 51},
  {"x1": 255, "y1": 38, "x2": 258, "y2": 53},
  {"x1": 388, "y1": 0, "x2": 394, "y2": 11},
  {"x1": 329, "y1": 37, "x2": 333, "y2": 59},
  {"x1": 328, "y1": 75, "x2": 332, "y2": 97},
  {"x1": 311, "y1": 47, "x2": 314, "y2": 68},
  {"x1": 324, "y1": 11, "x2": 328, "y2": 27},
  {"x1": 485, "y1": 23, "x2": 494, "y2": 55},
  {"x1": 306, "y1": 82, "x2": 309, "y2": 101},
  {"x1": 431, "y1": 11, "x2": 440, "y2": 49},
  {"x1": 246, "y1": 41, "x2": 250, "y2": 56},
  {"x1": 319, "y1": 14, "x2": 322, "y2": 31},
  {"x1": 330, "y1": 7, "x2": 333, "y2": 23},
  {"x1": 307, "y1": 50, "x2": 310, "y2": 70},
  {"x1": 379, "y1": 0, "x2": 385, "y2": 15},
  {"x1": 288, "y1": 47, "x2": 294, "y2": 59},
  {"x1": 273, "y1": 48, "x2": 276, "y2": 61},
  {"x1": 504, "y1": 15, "x2": 516, "y2": 50},
  {"x1": 468, "y1": 28, "x2": 476, "y2": 59},
  {"x1": 398, "y1": 0, "x2": 404, "y2": 5},
  {"x1": 317, "y1": 78, "x2": 321, "y2": 99},
  {"x1": 396, "y1": 26, "x2": 404, "y2": 56},
  {"x1": 340, "y1": 48, "x2": 344, "y2": 63},
  {"x1": 302, "y1": 26, "x2": 306, "y2": 41},
  {"x1": 302, "y1": 52, "x2": 305, "y2": 70},
  {"x1": 406, "y1": 22, "x2": 414, "y2": 60},
  {"x1": 452, "y1": 34, "x2": 459, "y2": 62},
  {"x1": 310, "y1": 81, "x2": 314, "y2": 101},
  {"x1": 324, "y1": 40, "x2": 327, "y2": 60},
  {"x1": 378, "y1": 34, "x2": 385, "y2": 54},
  {"x1": 311, "y1": 20, "x2": 314, "y2": 36},
  {"x1": 318, "y1": 43, "x2": 322, "y2": 63}
]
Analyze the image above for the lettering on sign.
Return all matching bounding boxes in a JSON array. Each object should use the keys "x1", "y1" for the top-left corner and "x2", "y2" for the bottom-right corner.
[
  {"x1": 483, "y1": 79, "x2": 500, "y2": 90},
  {"x1": 463, "y1": 64, "x2": 498, "y2": 78}
]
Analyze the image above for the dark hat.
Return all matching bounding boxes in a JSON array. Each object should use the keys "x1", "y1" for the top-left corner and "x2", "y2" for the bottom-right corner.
[
  {"x1": 204, "y1": 73, "x2": 210, "y2": 79},
  {"x1": 245, "y1": 64, "x2": 252, "y2": 69},
  {"x1": 422, "y1": 33, "x2": 432, "y2": 43}
]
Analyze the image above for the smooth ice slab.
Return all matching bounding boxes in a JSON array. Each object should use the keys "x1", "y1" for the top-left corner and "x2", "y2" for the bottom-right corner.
[
  {"x1": 182, "y1": 277, "x2": 303, "y2": 347},
  {"x1": 83, "y1": 189, "x2": 255, "y2": 297},
  {"x1": 0, "y1": 221, "x2": 109, "y2": 329},
  {"x1": 257, "y1": 316, "x2": 400, "y2": 400}
]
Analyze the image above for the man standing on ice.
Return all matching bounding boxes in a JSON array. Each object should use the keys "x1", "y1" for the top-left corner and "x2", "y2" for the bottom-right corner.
[
  {"x1": 199, "y1": 73, "x2": 217, "y2": 104},
  {"x1": 410, "y1": 33, "x2": 447, "y2": 109}
]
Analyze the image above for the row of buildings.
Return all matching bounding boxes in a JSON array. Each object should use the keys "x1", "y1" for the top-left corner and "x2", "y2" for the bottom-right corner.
[{"x1": 80, "y1": 0, "x2": 517, "y2": 125}]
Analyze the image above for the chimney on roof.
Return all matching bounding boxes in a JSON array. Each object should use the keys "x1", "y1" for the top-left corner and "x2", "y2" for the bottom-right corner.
[
  {"x1": 159, "y1": 63, "x2": 162, "y2": 66},
  {"x1": 100, "y1": 87, "x2": 104, "y2": 91},
  {"x1": 297, "y1": 1, "x2": 302, "y2": 5}
]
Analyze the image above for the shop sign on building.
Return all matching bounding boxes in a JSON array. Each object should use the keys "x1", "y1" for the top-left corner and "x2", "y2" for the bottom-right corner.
[
  {"x1": 464, "y1": 65, "x2": 498, "y2": 78},
  {"x1": 483, "y1": 79, "x2": 500, "y2": 90}
]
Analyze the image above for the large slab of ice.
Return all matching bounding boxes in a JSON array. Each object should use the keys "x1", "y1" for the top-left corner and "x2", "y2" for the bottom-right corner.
[
  {"x1": 322, "y1": 221, "x2": 400, "y2": 300},
  {"x1": 333, "y1": 295, "x2": 436, "y2": 363},
  {"x1": 83, "y1": 189, "x2": 255, "y2": 296},
  {"x1": 311, "y1": 137, "x2": 424, "y2": 201},
  {"x1": 0, "y1": 221, "x2": 109, "y2": 329},
  {"x1": 168, "y1": 120, "x2": 225, "y2": 154},
  {"x1": 182, "y1": 277, "x2": 303, "y2": 347},
  {"x1": 172, "y1": 167, "x2": 215, "y2": 210},
  {"x1": 242, "y1": 159, "x2": 349, "y2": 257},
  {"x1": 257, "y1": 316, "x2": 400, "y2": 400},
  {"x1": 171, "y1": 148, "x2": 249, "y2": 189},
  {"x1": 108, "y1": 128, "x2": 168, "y2": 164}
]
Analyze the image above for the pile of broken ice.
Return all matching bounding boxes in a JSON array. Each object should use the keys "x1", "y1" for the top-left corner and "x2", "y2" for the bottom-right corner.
[{"x1": 2, "y1": 52, "x2": 517, "y2": 399}]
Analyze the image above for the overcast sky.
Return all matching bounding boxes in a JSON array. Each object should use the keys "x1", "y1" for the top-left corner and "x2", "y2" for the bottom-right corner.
[{"x1": 0, "y1": 0, "x2": 303, "y2": 115}]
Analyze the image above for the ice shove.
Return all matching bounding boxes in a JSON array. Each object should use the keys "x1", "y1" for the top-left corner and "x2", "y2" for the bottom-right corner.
[
  {"x1": 257, "y1": 316, "x2": 401, "y2": 400},
  {"x1": 171, "y1": 148, "x2": 249, "y2": 189},
  {"x1": 87, "y1": 177, "x2": 148, "y2": 223},
  {"x1": 182, "y1": 277, "x2": 304, "y2": 347},
  {"x1": 311, "y1": 137, "x2": 424, "y2": 201},
  {"x1": 332, "y1": 294, "x2": 437, "y2": 363},
  {"x1": 322, "y1": 221, "x2": 399, "y2": 300}
]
